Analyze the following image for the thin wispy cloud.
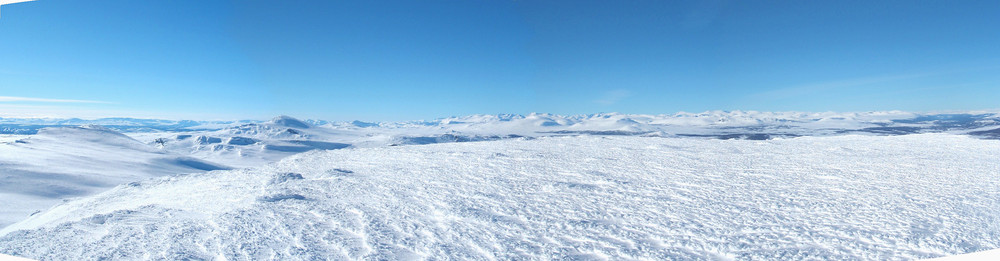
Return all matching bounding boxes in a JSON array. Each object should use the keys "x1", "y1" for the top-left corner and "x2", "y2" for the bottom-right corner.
[
  {"x1": 749, "y1": 73, "x2": 934, "y2": 101},
  {"x1": 0, "y1": 103, "x2": 229, "y2": 120},
  {"x1": 0, "y1": 96, "x2": 111, "y2": 104},
  {"x1": 595, "y1": 89, "x2": 632, "y2": 105}
]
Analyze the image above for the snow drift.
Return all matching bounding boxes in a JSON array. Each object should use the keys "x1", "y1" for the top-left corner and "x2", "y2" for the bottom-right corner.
[{"x1": 0, "y1": 126, "x2": 228, "y2": 227}]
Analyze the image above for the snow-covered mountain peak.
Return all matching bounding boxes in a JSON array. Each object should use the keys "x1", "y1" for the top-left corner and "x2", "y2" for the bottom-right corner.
[{"x1": 270, "y1": 115, "x2": 311, "y2": 129}]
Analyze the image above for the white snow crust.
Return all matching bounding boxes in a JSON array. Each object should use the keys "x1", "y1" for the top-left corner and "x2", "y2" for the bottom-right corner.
[{"x1": 2, "y1": 134, "x2": 998, "y2": 260}]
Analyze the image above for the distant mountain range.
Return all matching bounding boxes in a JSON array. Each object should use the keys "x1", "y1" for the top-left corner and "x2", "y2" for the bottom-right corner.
[{"x1": 2, "y1": 111, "x2": 998, "y2": 139}]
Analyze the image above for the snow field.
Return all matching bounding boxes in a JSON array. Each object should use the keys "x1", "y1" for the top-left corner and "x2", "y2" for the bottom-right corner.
[
  {"x1": 1, "y1": 134, "x2": 998, "y2": 260},
  {"x1": 0, "y1": 126, "x2": 228, "y2": 227}
]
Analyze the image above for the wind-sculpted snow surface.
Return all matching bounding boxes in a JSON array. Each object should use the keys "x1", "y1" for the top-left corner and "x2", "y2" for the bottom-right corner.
[
  {"x1": 2, "y1": 134, "x2": 999, "y2": 260},
  {"x1": 0, "y1": 126, "x2": 229, "y2": 228}
]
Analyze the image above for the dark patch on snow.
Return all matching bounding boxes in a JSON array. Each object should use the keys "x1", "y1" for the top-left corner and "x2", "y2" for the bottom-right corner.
[
  {"x1": 257, "y1": 194, "x2": 307, "y2": 202},
  {"x1": 849, "y1": 127, "x2": 922, "y2": 135},
  {"x1": 322, "y1": 168, "x2": 357, "y2": 178},
  {"x1": 554, "y1": 181, "x2": 601, "y2": 191},
  {"x1": 151, "y1": 157, "x2": 230, "y2": 171},
  {"x1": 271, "y1": 173, "x2": 304, "y2": 184},
  {"x1": 395, "y1": 136, "x2": 440, "y2": 145},
  {"x1": 262, "y1": 144, "x2": 313, "y2": 152},
  {"x1": 286, "y1": 140, "x2": 350, "y2": 150},
  {"x1": 263, "y1": 141, "x2": 350, "y2": 152},
  {"x1": 719, "y1": 125, "x2": 796, "y2": 131},
  {"x1": 717, "y1": 134, "x2": 781, "y2": 140},
  {"x1": 969, "y1": 128, "x2": 1000, "y2": 139},
  {"x1": 226, "y1": 137, "x2": 258, "y2": 145},
  {"x1": 87, "y1": 215, "x2": 108, "y2": 225},
  {"x1": 400, "y1": 134, "x2": 477, "y2": 145},
  {"x1": 211, "y1": 144, "x2": 229, "y2": 151},
  {"x1": 195, "y1": 136, "x2": 222, "y2": 145},
  {"x1": 542, "y1": 130, "x2": 653, "y2": 136},
  {"x1": 893, "y1": 114, "x2": 993, "y2": 128},
  {"x1": 394, "y1": 134, "x2": 519, "y2": 145},
  {"x1": 676, "y1": 133, "x2": 800, "y2": 140}
]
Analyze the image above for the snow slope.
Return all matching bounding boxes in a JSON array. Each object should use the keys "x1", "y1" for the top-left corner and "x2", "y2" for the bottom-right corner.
[
  {"x1": 2, "y1": 134, "x2": 998, "y2": 260},
  {"x1": 0, "y1": 126, "x2": 228, "y2": 228},
  {"x1": 927, "y1": 248, "x2": 1000, "y2": 261}
]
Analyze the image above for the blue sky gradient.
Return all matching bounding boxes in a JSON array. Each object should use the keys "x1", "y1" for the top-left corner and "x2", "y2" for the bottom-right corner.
[{"x1": 1, "y1": 0, "x2": 998, "y2": 120}]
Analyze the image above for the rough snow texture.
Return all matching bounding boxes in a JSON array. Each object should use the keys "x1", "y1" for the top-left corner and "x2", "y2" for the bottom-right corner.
[{"x1": 2, "y1": 134, "x2": 998, "y2": 260}]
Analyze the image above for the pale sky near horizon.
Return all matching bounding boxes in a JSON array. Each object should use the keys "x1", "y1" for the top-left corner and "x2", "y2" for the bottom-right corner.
[{"x1": 1, "y1": 0, "x2": 998, "y2": 121}]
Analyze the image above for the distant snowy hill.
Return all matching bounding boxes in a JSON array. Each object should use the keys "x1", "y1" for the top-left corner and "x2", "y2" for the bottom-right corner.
[
  {"x1": 133, "y1": 112, "x2": 1000, "y2": 165},
  {"x1": 128, "y1": 116, "x2": 354, "y2": 168},
  {"x1": 0, "y1": 117, "x2": 253, "y2": 134},
  {"x1": 4, "y1": 111, "x2": 1000, "y2": 139},
  {"x1": 0, "y1": 126, "x2": 228, "y2": 227},
  {"x1": 404, "y1": 111, "x2": 1000, "y2": 139},
  {"x1": 2, "y1": 134, "x2": 998, "y2": 259}
]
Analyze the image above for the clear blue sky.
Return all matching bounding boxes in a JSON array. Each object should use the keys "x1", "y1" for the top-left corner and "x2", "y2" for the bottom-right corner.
[{"x1": 1, "y1": 0, "x2": 998, "y2": 121}]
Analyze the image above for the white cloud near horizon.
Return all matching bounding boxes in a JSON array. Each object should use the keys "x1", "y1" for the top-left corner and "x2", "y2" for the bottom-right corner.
[
  {"x1": 749, "y1": 73, "x2": 931, "y2": 101},
  {"x1": 595, "y1": 89, "x2": 632, "y2": 105},
  {"x1": 0, "y1": 104, "x2": 257, "y2": 121},
  {"x1": 0, "y1": 96, "x2": 111, "y2": 104}
]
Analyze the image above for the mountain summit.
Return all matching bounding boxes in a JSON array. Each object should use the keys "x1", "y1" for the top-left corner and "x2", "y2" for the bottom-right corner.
[{"x1": 269, "y1": 115, "x2": 311, "y2": 129}]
